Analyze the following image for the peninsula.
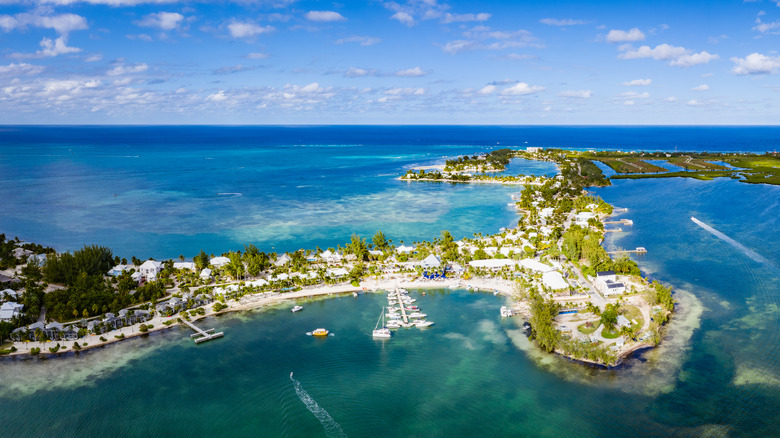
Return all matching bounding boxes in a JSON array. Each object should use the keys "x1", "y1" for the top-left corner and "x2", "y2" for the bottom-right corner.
[{"x1": 1, "y1": 148, "x2": 685, "y2": 367}]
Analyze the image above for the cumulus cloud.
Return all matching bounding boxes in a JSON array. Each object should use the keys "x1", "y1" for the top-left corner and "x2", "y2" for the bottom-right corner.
[
  {"x1": 335, "y1": 35, "x2": 381, "y2": 46},
  {"x1": 443, "y1": 27, "x2": 539, "y2": 54},
  {"x1": 442, "y1": 13, "x2": 491, "y2": 24},
  {"x1": 753, "y1": 16, "x2": 780, "y2": 35},
  {"x1": 687, "y1": 99, "x2": 703, "y2": 106},
  {"x1": 692, "y1": 84, "x2": 709, "y2": 91},
  {"x1": 0, "y1": 12, "x2": 88, "y2": 35},
  {"x1": 606, "y1": 28, "x2": 645, "y2": 43},
  {"x1": 540, "y1": 18, "x2": 585, "y2": 26},
  {"x1": 246, "y1": 52, "x2": 269, "y2": 59},
  {"x1": 0, "y1": 62, "x2": 44, "y2": 76},
  {"x1": 478, "y1": 84, "x2": 496, "y2": 95},
  {"x1": 501, "y1": 82, "x2": 544, "y2": 95},
  {"x1": 395, "y1": 66, "x2": 426, "y2": 77},
  {"x1": 558, "y1": 89, "x2": 593, "y2": 98},
  {"x1": 135, "y1": 12, "x2": 184, "y2": 31},
  {"x1": 107, "y1": 63, "x2": 148, "y2": 76},
  {"x1": 390, "y1": 11, "x2": 415, "y2": 27},
  {"x1": 345, "y1": 67, "x2": 371, "y2": 77},
  {"x1": 619, "y1": 91, "x2": 650, "y2": 98},
  {"x1": 619, "y1": 44, "x2": 718, "y2": 67},
  {"x1": 214, "y1": 64, "x2": 254, "y2": 75},
  {"x1": 10, "y1": 36, "x2": 81, "y2": 58},
  {"x1": 622, "y1": 78, "x2": 652, "y2": 86},
  {"x1": 305, "y1": 11, "x2": 346, "y2": 22},
  {"x1": 228, "y1": 22, "x2": 274, "y2": 38},
  {"x1": 731, "y1": 53, "x2": 780, "y2": 75}
]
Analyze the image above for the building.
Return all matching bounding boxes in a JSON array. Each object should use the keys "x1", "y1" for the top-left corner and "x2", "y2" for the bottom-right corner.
[
  {"x1": 199, "y1": 268, "x2": 213, "y2": 280},
  {"x1": 173, "y1": 261, "x2": 196, "y2": 271},
  {"x1": 396, "y1": 245, "x2": 415, "y2": 254},
  {"x1": 519, "y1": 258, "x2": 555, "y2": 273},
  {"x1": 138, "y1": 260, "x2": 163, "y2": 281},
  {"x1": 420, "y1": 254, "x2": 442, "y2": 269},
  {"x1": 274, "y1": 254, "x2": 291, "y2": 267},
  {"x1": 210, "y1": 256, "x2": 230, "y2": 268},
  {"x1": 595, "y1": 271, "x2": 626, "y2": 296},
  {"x1": 526, "y1": 147, "x2": 541, "y2": 153},
  {"x1": 468, "y1": 259, "x2": 517, "y2": 270},
  {"x1": 107, "y1": 264, "x2": 135, "y2": 276},
  {"x1": 542, "y1": 271, "x2": 569, "y2": 291},
  {"x1": 0, "y1": 301, "x2": 23, "y2": 321},
  {"x1": 319, "y1": 250, "x2": 342, "y2": 264}
]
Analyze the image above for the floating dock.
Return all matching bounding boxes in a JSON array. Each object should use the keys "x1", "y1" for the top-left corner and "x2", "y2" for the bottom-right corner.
[
  {"x1": 181, "y1": 318, "x2": 224, "y2": 344},
  {"x1": 607, "y1": 247, "x2": 647, "y2": 255}
]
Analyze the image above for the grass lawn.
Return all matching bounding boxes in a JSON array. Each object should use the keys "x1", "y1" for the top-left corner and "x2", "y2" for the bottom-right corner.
[
  {"x1": 578, "y1": 321, "x2": 601, "y2": 335},
  {"x1": 622, "y1": 304, "x2": 645, "y2": 330},
  {"x1": 601, "y1": 327, "x2": 621, "y2": 339}
]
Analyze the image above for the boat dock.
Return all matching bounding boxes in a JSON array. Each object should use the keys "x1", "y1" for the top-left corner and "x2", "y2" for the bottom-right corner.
[
  {"x1": 603, "y1": 219, "x2": 633, "y2": 225},
  {"x1": 181, "y1": 318, "x2": 224, "y2": 344},
  {"x1": 607, "y1": 247, "x2": 647, "y2": 255},
  {"x1": 394, "y1": 289, "x2": 409, "y2": 324}
]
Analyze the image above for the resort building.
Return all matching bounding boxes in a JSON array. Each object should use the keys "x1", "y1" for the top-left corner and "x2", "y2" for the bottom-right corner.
[
  {"x1": 173, "y1": 261, "x2": 196, "y2": 271},
  {"x1": 199, "y1": 268, "x2": 212, "y2": 280},
  {"x1": 396, "y1": 245, "x2": 415, "y2": 254},
  {"x1": 107, "y1": 264, "x2": 135, "y2": 276},
  {"x1": 519, "y1": 258, "x2": 555, "y2": 273},
  {"x1": 421, "y1": 254, "x2": 442, "y2": 269},
  {"x1": 1, "y1": 288, "x2": 17, "y2": 301},
  {"x1": 542, "y1": 271, "x2": 569, "y2": 291},
  {"x1": 468, "y1": 259, "x2": 517, "y2": 270},
  {"x1": 595, "y1": 271, "x2": 626, "y2": 296},
  {"x1": 0, "y1": 301, "x2": 23, "y2": 321},
  {"x1": 319, "y1": 250, "x2": 342, "y2": 264},
  {"x1": 210, "y1": 256, "x2": 230, "y2": 268},
  {"x1": 274, "y1": 254, "x2": 291, "y2": 267},
  {"x1": 139, "y1": 260, "x2": 163, "y2": 282}
]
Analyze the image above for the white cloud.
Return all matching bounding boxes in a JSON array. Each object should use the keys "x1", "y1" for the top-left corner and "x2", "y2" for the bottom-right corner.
[
  {"x1": 205, "y1": 91, "x2": 228, "y2": 102},
  {"x1": 345, "y1": 67, "x2": 370, "y2": 77},
  {"x1": 504, "y1": 53, "x2": 539, "y2": 61},
  {"x1": 692, "y1": 84, "x2": 709, "y2": 91},
  {"x1": 390, "y1": 12, "x2": 415, "y2": 27},
  {"x1": 136, "y1": 12, "x2": 184, "y2": 31},
  {"x1": 670, "y1": 51, "x2": 719, "y2": 67},
  {"x1": 335, "y1": 35, "x2": 381, "y2": 46},
  {"x1": 619, "y1": 91, "x2": 650, "y2": 98},
  {"x1": 753, "y1": 15, "x2": 780, "y2": 35},
  {"x1": 478, "y1": 85, "x2": 496, "y2": 95},
  {"x1": 246, "y1": 52, "x2": 269, "y2": 59},
  {"x1": 731, "y1": 52, "x2": 780, "y2": 75},
  {"x1": 624, "y1": 100, "x2": 635, "y2": 106},
  {"x1": 558, "y1": 89, "x2": 593, "y2": 98},
  {"x1": 443, "y1": 27, "x2": 539, "y2": 54},
  {"x1": 24, "y1": 36, "x2": 81, "y2": 58},
  {"x1": 305, "y1": 11, "x2": 346, "y2": 22},
  {"x1": 502, "y1": 82, "x2": 545, "y2": 95},
  {"x1": 0, "y1": 12, "x2": 88, "y2": 35},
  {"x1": 540, "y1": 18, "x2": 585, "y2": 26},
  {"x1": 619, "y1": 44, "x2": 718, "y2": 67},
  {"x1": 0, "y1": 62, "x2": 44, "y2": 76},
  {"x1": 687, "y1": 99, "x2": 703, "y2": 106},
  {"x1": 443, "y1": 13, "x2": 491, "y2": 24},
  {"x1": 85, "y1": 54, "x2": 103, "y2": 62},
  {"x1": 622, "y1": 78, "x2": 652, "y2": 86},
  {"x1": 395, "y1": 66, "x2": 426, "y2": 77},
  {"x1": 384, "y1": 87, "x2": 425, "y2": 96},
  {"x1": 107, "y1": 63, "x2": 148, "y2": 76},
  {"x1": 606, "y1": 28, "x2": 645, "y2": 43},
  {"x1": 228, "y1": 22, "x2": 274, "y2": 38}
]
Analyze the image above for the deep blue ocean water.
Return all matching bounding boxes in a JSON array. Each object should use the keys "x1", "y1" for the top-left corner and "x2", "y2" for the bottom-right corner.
[{"x1": 0, "y1": 126, "x2": 779, "y2": 437}]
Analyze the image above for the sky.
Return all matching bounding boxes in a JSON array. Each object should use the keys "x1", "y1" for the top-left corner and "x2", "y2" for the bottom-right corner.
[{"x1": 0, "y1": 0, "x2": 779, "y2": 125}]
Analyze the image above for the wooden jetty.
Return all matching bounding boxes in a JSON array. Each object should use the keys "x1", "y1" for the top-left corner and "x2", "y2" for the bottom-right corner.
[
  {"x1": 181, "y1": 318, "x2": 224, "y2": 344},
  {"x1": 395, "y1": 289, "x2": 409, "y2": 324},
  {"x1": 607, "y1": 247, "x2": 647, "y2": 255}
]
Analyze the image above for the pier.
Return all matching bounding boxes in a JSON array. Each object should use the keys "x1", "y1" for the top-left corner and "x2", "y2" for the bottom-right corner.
[
  {"x1": 603, "y1": 219, "x2": 633, "y2": 225},
  {"x1": 181, "y1": 318, "x2": 224, "y2": 344},
  {"x1": 395, "y1": 289, "x2": 409, "y2": 324},
  {"x1": 607, "y1": 247, "x2": 647, "y2": 255}
]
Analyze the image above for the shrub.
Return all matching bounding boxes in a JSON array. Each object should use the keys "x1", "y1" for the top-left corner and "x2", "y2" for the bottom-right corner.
[
  {"x1": 30, "y1": 347, "x2": 40, "y2": 355},
  {"x1": 139, "y1": 324, "x2": 148, "y2": 333}
]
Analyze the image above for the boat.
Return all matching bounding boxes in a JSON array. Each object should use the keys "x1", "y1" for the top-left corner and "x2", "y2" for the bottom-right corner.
[
  {"x1": 523, "y1": 322, "x2": 532, "y2": 332},
  {"x1": 291, "y1": 305, "x2": 303, "y2": 312},
  {"x1": 408, "y1": 312, "x2": 427, "y2": 318},
  {"x1": 386, "y1": 320, "x2": 402, "y2": 329},
  {"x1": 353, "y1": 292, "x2": 358, "y2": 297},
  {"x1": 311, "y1": 328, "x2": 329, "y2": 336},
  {"x1": 405, "y1": 305, "x2": 420, "y2": 311},
  {"x1": 415, "y1": 320, "x2": 434, "y2": 328},
  {"x1": 373, "y1": 309, "x2": 392, "y2": 338},
  {"x1": 387, "y1": 313, "x2": 402, "y2": 320},
  {"x1": 500, "y1": 306, "x2": 514, "y2": 317}
]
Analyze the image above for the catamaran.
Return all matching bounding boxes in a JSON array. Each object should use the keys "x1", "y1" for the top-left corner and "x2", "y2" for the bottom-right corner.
[{"x1": 373, "y1": 309, "x2": 392, "y2": 338}]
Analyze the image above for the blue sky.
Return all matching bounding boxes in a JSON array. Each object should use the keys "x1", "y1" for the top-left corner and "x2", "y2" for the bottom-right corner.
[{"x1": 1, "y1": 0, "x2": 779, "y2": 124}]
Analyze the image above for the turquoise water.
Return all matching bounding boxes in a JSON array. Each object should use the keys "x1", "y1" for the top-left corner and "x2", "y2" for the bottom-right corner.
[{"x1": 1, "y1": 127, "x2": 779, "y2": 436}]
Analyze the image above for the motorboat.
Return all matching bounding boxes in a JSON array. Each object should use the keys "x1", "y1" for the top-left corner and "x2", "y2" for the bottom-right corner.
[
  {"x1": 415, "y1": 320, "x2": 434, "y2": 328},
  {"x1": 311, "y1": 328, "x2": 329, "y2": 336},
  {"x1": 291, "y1": 305, "x2": 303, "y2": 313},
  {"x1": 408, "y1": 312, "x2": 427, "y2": 319},
  {"x1": 386, "y1": 320, "x2": 402, "y2": 329}
]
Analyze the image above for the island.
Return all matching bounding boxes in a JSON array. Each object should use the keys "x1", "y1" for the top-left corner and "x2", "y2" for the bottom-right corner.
[{"x1": 0, "y1": 147, "x2": 700, "y2": 367}]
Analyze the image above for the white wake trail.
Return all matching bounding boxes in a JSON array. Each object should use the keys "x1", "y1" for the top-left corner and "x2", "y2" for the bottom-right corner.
[
  {"x1": 691, "y1": 216, "x2": 777, "y2": 270},
  {"x1": 290, "y1": 373, "x2": 347, "y2": 438}
]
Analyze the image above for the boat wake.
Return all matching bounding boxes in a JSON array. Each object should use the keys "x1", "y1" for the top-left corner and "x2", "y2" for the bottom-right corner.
[
  {"x1": 290, "y1": 372, "x2": 347, "y2": 438},
  {"x1": 691, "y1": 217, "x2": 778, "y2": 271}
]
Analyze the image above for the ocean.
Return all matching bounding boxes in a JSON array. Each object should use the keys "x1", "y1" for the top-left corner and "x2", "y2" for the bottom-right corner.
[{"x1": 0, "y1": 126, "x2": 778, "y2": 436}]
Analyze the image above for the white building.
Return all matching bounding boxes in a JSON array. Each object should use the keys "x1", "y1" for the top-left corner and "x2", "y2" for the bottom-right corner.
[
  {"x1": 526, "y1": 147, "x2": 541, "y2": 153},
  {"x1": 199, "y1": 268, "x2": 213, "y2": 280},
  {"x1": 519, "y1": 258, "x2": 555, "y2": 273},
  {"x1": 274, "y1": 254, "x2": 291, "y2": 267},
  {"x1": 396, "y1": 245, "x2": 415, "y2": 254},
  {"x1": 173, "y1": 261, "x2": 196, "y2": 271},
  {"x1": 542, "y1": 271, "x2": 569, "y2": 290},
  {"x1": 595, "y1": 271, "x2": 626, "y2": 296},
  {"x1": 210, "y1": 256, "x2": 230, "y2": 268},
  {"x1": 107, "y1": 264, "x2": 134, "y2": 276},
  {"x1": 138, "y1": 260, "x2": 163, "y2": 282},
  {"x1": 0, "y1": 301, "x2": 23, "y2": 321},
  {"x1": 1, "y1": 288, "x2": 18, "y2": 301},
  {"x1": 421, "y1": 254, "x2": 442, "y2": 269},
  {"x1": 319, "y1": 250, "x2": 342, "y2": 264}
]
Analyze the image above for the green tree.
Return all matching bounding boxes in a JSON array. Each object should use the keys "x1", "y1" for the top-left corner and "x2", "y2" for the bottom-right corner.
[
  {"x1": 371, "y1": 231, "x2": 389, "y2": 251},
  {"x1": 600, "y1": 303, "x2": 620, "y2": 333},
  {"x1": 194, "y1": 250, "x2": 210, "y2": 270}
]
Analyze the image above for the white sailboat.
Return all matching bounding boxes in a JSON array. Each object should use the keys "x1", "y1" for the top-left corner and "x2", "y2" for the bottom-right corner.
[{"x1": 373, "y1": 309, "x2": 392, "y2": 338}]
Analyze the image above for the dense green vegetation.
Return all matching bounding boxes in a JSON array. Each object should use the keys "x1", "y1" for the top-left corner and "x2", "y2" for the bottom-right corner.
[
  {"x1": 561, "y1": 226, "x2": 640, "y2": 276},
  {"x1": 445, "y1": 148, "x2": 514, "y2": 172},
  {"x1": 43, "y1": 245, "x2": 114, "y2": 286},
  {"x1": 528, "y1": 289, "x2": 561, "y2": 353}
]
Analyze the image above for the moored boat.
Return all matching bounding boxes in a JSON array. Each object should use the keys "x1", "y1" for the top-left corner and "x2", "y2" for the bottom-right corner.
[
  {"x1": 291, "y1": 305, "x2": 303, "y2": 312},
  {"x1": 312, "y1": 328, "x2": 329, "y2": 336}
]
